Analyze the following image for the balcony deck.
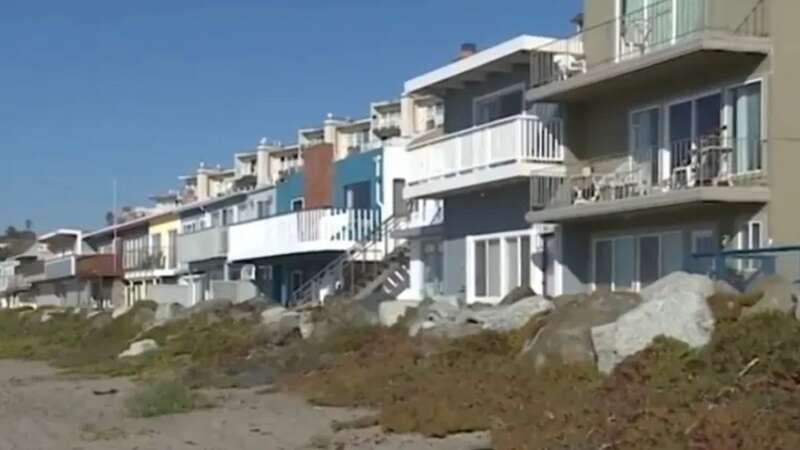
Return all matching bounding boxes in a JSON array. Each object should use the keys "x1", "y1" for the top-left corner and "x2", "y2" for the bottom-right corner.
[
  {"x1": 43, "y1": 254, "x2": 121, "y2": 281},
  {"x1": 405, "y1": 114, "x2": 565, "y2": 199},
  {"x1": 527, "y1": 0, "x2": 771, "y2": 103},
  {"x1": 528, "y1": 138, "x2": 769, "y2": 223},
  {"x1": 227, "y1": 208, "x2": 382, "y2": 262}
]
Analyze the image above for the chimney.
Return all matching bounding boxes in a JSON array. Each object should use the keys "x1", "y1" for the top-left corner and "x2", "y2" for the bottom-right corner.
[{"x1": 455, "y1": 43, "x2": 477, "y2": 61}]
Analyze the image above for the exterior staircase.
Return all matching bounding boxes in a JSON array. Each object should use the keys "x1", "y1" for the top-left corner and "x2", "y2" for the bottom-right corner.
[{"x1": 289, "y1": 214, "x2": 411, "y2": 307}]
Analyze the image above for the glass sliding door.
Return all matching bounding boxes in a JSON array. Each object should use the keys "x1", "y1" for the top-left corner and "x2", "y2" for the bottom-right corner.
[
  {"x1": 594, "y1": 240, "x2": 613, "y2": 288},
  {"x1": 638, "y1": 235, "x2": 661, "y2": 287},
  {"x1": 631, "y1": 107, "x2": 662, "y2": 186},
  {"x1": 732, "y1": 82, "x2": 762, "y2": 173},
  {"x1": 614, "y1": 237, "x2": 636, "y2": 290},
  {"x1": 669, "y1": 100, "x2": 693, "y2": 171},
  {"x1": 620, "y1": 0, "x2": 704, "y2": 58}
]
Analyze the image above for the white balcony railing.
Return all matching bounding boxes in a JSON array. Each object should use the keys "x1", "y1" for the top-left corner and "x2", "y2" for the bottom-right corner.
[
  {"x1": 407, "y1": 114, "x2": 564, "y2": 187},
  {"x1": 228, "y1": 208, "x2": 382, "y2": 262}
]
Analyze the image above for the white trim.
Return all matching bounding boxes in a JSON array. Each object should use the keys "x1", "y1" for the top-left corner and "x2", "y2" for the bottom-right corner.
[
  {"x1": 471, "y1": 82, "x2": 526, "y2": 126},
  {"x1": 404, "y1": 35, "x2": 559, "y2": 95}
]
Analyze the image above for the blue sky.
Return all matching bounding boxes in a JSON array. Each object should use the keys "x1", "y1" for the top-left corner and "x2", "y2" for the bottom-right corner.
[{"x1": 0, "y1": 0, "x2": 581, "y2": 232}]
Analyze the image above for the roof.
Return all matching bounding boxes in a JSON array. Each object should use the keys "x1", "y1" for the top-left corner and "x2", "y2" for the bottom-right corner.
[
  {"x1": 84, "y1": 184, "x2": 277, "y2": 239},
  {"x1": 404, "y1": 34, "x2": 559, "y2": 95},
  {"x1": 38, "y1": 229, "x2": 82, "y2": 242}
]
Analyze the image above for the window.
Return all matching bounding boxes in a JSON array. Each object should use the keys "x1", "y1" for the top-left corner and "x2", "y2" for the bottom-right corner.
[
  {"x1": 593, "y1": 231, "x2": 685, "y2": 291},
  {"x1": 473, "y1": 84, "x2": 524, "y2": 126},
  {"x1": 630, "y1": 107, "x2": 661, "y2": 183},
  {"x1": 692, "y1": 229, "x2": 716, "y2": 274},
  {"x1": 291, "y1": 198, "x2": 304, "y2": 212},
  {"x1": 469, "y1": 231, "x2": 532, "y2": 303},
  {"x1": 739, "y1": 221, "x2": 763, "y2": 270},
  {"x1": 344, "y1": 182, "x2": 371, "y2": 209},
  {"x1": 257, "y1": 200, "x2": 271, "y2": 218}
]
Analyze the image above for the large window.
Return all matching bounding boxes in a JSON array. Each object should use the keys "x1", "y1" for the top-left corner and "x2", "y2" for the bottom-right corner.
[
  {"x1": 469, "y1": 230, "x2": 532, "y2": 303},
  {"x1": 593, "y1": 231, "x2": 684, "y2": 291},
  {"x1": 473, "y1": 84, "x2": 524, "y2": 126}
]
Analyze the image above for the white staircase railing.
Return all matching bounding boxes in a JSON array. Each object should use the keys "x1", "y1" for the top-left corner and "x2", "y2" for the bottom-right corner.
[{"x1": 289, "y1": 213, "x2": 411, "y2": 307}]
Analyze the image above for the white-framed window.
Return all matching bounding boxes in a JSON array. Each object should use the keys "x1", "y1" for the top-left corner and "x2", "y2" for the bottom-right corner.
[
  {"x1": 291, "y1": 198, "x2": 304, "y2": 212},
  {"x1": 593, "y1": 231, "x2": 684, "y2": 291},
  {"x1": 467, "y1": 229, "x2": 532, "y2": 304},
  {"x1": 738, "y1": 221, "x2": 763, "y2": 270},
  {"x1": 472, "y1": 83, "x2": 525, "y2": 126}
]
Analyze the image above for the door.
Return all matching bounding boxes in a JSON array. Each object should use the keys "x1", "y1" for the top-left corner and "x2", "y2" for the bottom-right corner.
[
  {"x1": 631, "y1": 107, "x2": 661, "y2": 186},
  {"x1": 731, "y1": 82, "x2": 762, "y2": 173},
  {"x1": 668, "y1": 93, "x2": 721, "y2": 176},
  {"x1": 392, "y1": 179, "x2": 407, "y2": 217}
]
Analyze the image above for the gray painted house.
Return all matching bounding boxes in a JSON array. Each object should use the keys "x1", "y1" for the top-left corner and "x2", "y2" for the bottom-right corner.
[{"x1": 402, "y1": 36, "x2": 567, "y2": 303}]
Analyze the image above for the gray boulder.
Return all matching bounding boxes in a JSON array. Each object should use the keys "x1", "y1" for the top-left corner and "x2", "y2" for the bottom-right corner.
[
  {"x1": 743, "y1": 275, "x2": 798, "y2": 317},
  {"x1": 154, "y1": 302, "x2": 184, "y2": 325},
  {"x1": 378, "y1": 300, "x2": 420, "y2": 327},
  {"x1": 591, "y1": 272, "x2": 716, "y2": 374},
  {"x1": 184, "y1": 298, "x2": 233, "y2": 317},
  {"x1": 408, "y1": 299, "x2": 462, "y2": 337},
  {"x1": 640, "y1": 271, "x2": 714, "y2": 303},
  {"x1": 498, "y1": 286, "x2": 536, "y2": 306},
  {"x1": 522, "y1": 291, "x2": 641, "y2": 369},
  {"x1": 118, "y1": 339, "x2": 159, "y2": 358},
  {"x1": 461, "y1": 296, "x2": 553, "y2": 332}
]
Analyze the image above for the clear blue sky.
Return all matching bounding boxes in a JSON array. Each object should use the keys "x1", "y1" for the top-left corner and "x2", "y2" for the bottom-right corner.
[{"x1": 0, "y1": 0, "x2": 581, "y2": 232}]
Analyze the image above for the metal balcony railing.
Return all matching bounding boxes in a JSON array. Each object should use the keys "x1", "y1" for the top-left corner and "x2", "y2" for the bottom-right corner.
[
  {"x1": 531, "y1": 136, "x2": 767, "y2": 210},
  {"x1": 530, "y1": 0, "x2": 770, "y2": 87}
]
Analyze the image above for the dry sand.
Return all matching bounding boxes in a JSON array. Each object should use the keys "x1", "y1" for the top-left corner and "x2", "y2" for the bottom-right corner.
[{"x1": 0, "y1": 360, "x2": 489, "y2": 450}]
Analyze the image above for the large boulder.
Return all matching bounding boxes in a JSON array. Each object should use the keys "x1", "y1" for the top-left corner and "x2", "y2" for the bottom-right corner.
[
  {"x1": 378, "y1": 300, "x2": 420, "y2": 327},
  {"x1": 260, "y1": 306, "x2": 302, "y2": 343},
  {"x1": 522, "y1": 291, "x2": 641, "y2": 369},
  {"x1": 742, "y1": 276, "x2": 798, "y2": 317},
  {"x1": 118, "y1": 339, "x2": 159, "y2": 358},
  {"x1": 640, "y1": 271, "x2": 714, "y2": 303},
  {"x1": 183, "y1": 298, "x2": 233, "y2": 317},
  {"x1": 408, "y1": 299, "x2": 462, "y2": 337},
  {"x1": 154, "y1": 302, "x2": 184, "y2": 325},
  {"x1": 498, "y1": 286, "x2": 536, "y2": 306},
  {"x1": 461, "y1": 296, "x2": 553, "y2": 332},
  {"x1": 591, "y1": 272, "x2": 716, "y2": 374}
]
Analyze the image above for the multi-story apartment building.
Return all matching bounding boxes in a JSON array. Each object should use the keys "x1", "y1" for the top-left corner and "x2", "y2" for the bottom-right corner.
[
  {"x1": 30, "y1": 230, "x2": 123, "y2": 308},
  {"x1": 402, "y1": 36, "x2": 568, "y2": 304},
  {"x1": 0, "y1": 243, "x2": 50, "y2": 308},
  {"x1": 525, "y1": 0, "x2": 784, "y2": 295},
  {"x1": 227, "y1": 137, "x2": 413, "y2": 304}
]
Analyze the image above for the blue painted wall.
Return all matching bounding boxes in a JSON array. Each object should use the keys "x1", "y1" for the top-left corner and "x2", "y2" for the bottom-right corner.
[
  {"x1": 275, "y1": 171, "x2": 304, "y2": 214},
  {"x1": 332, "y1": 148, "x2": 382, "y2": 209}
]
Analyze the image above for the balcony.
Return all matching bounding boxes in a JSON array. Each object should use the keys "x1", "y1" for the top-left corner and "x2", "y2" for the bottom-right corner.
[
  {"x1": 43, "y1": 254, "x2": 121, "y2": 280},
  {"x1": 405, "y1": 114, "x2": 565, "y2": 199},
  {"x1": 122, "y1": 245, "x2": 179, "y2": 277},
  {"x1": 227, "y1": 208, "x2": 382, "y2": 262},
  {"x1": 528, "y1": 137, "x2": 769, "y2": 223},
  {"x1": 177, "y1": 227, "x2": 228, "y2": 265},
  {"x1": 528, "y1": 0, "x2": 771, "y2": 102}
]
